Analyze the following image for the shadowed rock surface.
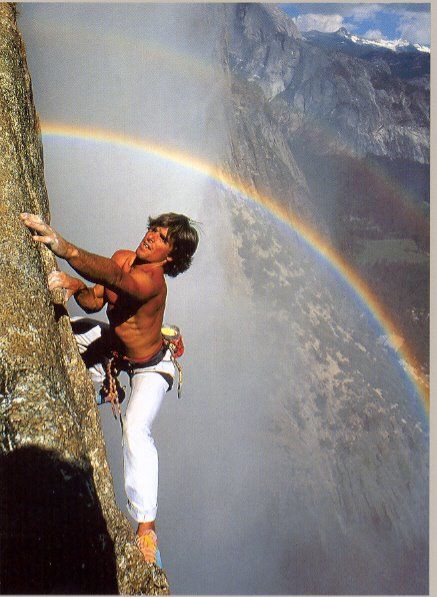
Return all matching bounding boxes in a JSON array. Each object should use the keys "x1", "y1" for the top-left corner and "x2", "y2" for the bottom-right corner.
[{"x1": 0, "y1": 4, "x2": 169, "y2": 593}]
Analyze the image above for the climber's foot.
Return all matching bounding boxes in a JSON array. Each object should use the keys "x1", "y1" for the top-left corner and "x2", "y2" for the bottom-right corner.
[{"x1": 136, "y1": 530, "x2": 163, "y2": 567}]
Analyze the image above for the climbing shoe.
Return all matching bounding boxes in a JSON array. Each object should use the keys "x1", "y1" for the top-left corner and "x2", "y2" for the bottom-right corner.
[{"x1": 136, "y1": 530, "x2": 163, "y2": 567}]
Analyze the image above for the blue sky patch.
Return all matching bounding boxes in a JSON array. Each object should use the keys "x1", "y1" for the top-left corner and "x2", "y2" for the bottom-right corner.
[{"x1": 280, "y1": 3, "x2": 430, "y2": 46}]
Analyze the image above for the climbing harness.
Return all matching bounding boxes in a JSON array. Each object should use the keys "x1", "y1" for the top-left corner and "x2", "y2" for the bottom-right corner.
[{"x1": 99, "y1": 324, "x2": 185, "y2": 422}]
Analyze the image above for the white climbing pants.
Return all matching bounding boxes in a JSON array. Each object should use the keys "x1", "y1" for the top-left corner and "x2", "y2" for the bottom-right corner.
[{"x1": 71, "y1": 317, "x2": 175, "y2": 523}]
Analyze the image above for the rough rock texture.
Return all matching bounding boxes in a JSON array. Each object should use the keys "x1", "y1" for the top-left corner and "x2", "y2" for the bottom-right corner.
[
  {"x1": 226, "y1": 3, "x2": 302, "y2": 100},
  {"x1": 0, "y1": 4, "x2": 169, "y2": 593}
]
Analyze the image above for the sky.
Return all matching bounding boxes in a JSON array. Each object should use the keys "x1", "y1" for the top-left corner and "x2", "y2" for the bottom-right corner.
[{"x1": 280, "y1": 3, "x2": 431, "y2": 45}]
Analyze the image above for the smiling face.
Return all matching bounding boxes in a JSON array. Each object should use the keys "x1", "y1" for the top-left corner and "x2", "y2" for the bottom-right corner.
[{"x1": 135, "y1": 225, "x2": 173, "y2": 265}]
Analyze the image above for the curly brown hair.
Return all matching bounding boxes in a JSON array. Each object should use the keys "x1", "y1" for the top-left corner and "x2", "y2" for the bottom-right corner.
[{"x1": 148, "y1": 213, "x2": 199, "y2": 277}]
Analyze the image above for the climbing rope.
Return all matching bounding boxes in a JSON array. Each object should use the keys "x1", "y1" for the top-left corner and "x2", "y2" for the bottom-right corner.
[{"x1": 103, "y1": 354, "x2": 124, "y2": 420}]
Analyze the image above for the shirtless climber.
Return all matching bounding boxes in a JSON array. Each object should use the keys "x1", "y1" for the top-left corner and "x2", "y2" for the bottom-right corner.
[{"x1": 20, "y1": 211, "x2": 199, "y2": 566}]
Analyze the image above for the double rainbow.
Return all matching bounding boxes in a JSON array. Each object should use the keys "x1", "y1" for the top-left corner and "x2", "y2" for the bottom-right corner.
[{"x1": 40, "y1": 121, "x2": 429, "y2": 414}]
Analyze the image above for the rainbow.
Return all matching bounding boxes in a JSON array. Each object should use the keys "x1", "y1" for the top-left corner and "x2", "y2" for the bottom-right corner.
[
  {"x1": 299, "y1": 120, "x2": 429, "y2": 232},
  {"x1": 31, "y1": 20, "x2": 218, "y2": 83},
  {"x1": 40, "y1": 121, "x2": 429, "y2": 413},
  {"x1": 32, "y1": 18, "x2": 428, "y2": 227}
]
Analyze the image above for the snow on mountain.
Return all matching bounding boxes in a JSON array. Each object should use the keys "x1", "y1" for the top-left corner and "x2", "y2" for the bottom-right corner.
[
  {"x1": 301, "y1": 26, "x2": 430, "y2": 83},
  {"x1": 334, "y1": 27, "x2": 429, "y2": 54}
]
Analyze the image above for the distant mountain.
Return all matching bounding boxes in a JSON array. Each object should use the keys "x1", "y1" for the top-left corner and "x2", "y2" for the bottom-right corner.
[
  {"x1": 226, "y1": 5, "x2": 429, "y2": 164},
  {"x1": 304, "y1": 27, "x2": 430, "y2": 55},
  {"x1": 221, "y1": 3, "x2": 429, "y2": 372},
  {"x1": 302, "y1": 27, "x2": 430, "y2": 84},
  {"x1": 216, "y1": 9, "x2": 429, "y2": 592}
]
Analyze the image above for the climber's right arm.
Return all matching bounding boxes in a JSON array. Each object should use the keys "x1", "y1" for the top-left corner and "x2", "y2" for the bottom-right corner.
[{"x1": 48, "y1": 271, "x2": 106, "y2": 313}]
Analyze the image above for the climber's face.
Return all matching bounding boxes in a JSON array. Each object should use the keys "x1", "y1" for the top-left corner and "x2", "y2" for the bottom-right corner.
[{"x1": 135, "y1": 226, "x2": 173, "y2": 265}]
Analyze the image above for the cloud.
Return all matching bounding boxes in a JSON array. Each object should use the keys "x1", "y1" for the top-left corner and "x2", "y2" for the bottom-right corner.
[
  {"x1": 385, "y1": 3, "x2": 430, "y2": 14},
  {"x1": 395, "y1": 11, "x2": 430, "y2": 44},
  {"x1": 293, "y1": 13, "x2": 345, "y2": 33},
  {"x1": 289, "y1": 4, "x2": 381, "y2": 20},
  {"x1": 363, "y1": 29, "x2": 385, "y2": 41},
  {"x1": 286, "y1": 3, "x2": 430, "y2": 46},
  {"x1": 288, "y1": 3, "x2": 429, "y2": 17},
  {"x1": 345, "y1": 4, "x2": 381, "y2": 21}
]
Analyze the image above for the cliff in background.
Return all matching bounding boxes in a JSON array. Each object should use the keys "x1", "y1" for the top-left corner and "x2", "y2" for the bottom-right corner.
[
  {"x1": 221, "y1": 3, "x2": 429, "y2": 376},
  {"x1": 226, "y1": 4, "x2": 429, "y2": 163},
  {"x1": 0, "y1": 4, "x2": 169, "y2": 593}
]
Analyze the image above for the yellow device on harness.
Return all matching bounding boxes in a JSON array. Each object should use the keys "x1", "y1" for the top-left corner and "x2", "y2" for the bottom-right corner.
[{"x1": 161, "y1": 324, "x2": 184, "y2": 398}]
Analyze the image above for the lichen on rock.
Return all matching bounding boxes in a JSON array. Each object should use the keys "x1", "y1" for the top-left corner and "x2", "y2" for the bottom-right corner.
[{"x1": 0, "y1": 3, "x2": 169, "y2": 593}]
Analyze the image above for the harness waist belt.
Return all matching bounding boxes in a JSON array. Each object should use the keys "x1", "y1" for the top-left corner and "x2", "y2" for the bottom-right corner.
[{"x1": 114, "y1": 346, "x2": 167, "y2": 370}]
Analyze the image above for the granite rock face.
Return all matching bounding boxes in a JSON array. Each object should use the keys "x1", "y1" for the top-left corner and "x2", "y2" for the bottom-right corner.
[
  {"x1": 0, "y1": 4, "x2": 169, "y2": 593},
  {"x1": 226, "y1": 4, "x2": 302, "y2": 100},
  {"x1": 221, "y1": 3, "x2": 429, "y2": 377},
  {"x1": 225, "y1": 4, "x2": 429, "y2": 164}
]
